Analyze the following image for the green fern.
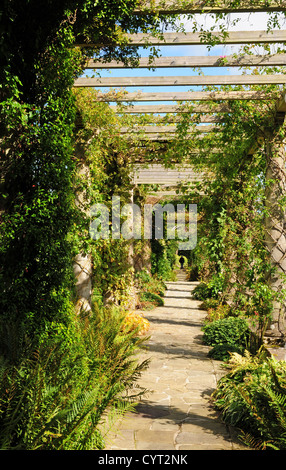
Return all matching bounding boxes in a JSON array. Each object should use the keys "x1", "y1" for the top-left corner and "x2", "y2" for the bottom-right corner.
[
  {"x1": 213, "y1": 351, "x2": 286, "y2": 450},
  {"x1": 0, "y1": 304, "x2": 149, "y2": 450}
]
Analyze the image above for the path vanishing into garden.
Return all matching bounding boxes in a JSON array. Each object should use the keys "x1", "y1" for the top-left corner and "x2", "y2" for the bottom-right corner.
[{"x1": 105, "y1": 271, "x2": 247, "y2": 451}]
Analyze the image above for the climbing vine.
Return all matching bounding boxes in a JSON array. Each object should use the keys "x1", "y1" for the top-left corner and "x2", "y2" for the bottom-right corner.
[
  {"x1": 0, "y1": 0, "x2": 180, "y2": 450},
  {"x1": 166, "y1": 78, "x2": 286, "y2": 337},
  {"x1": 1, "y1": 0, "x2": 286, "y2": 450}
]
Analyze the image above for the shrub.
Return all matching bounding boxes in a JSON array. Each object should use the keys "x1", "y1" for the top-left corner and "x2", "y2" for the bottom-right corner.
[
  {"x1": 135, "y1": 270, "x2": 166, "y2": 310},
  {"x1": 123, "y1": 311, "x2": 150, "y2": 336},
  {"x1": 212, "y1": 350, "x2": 286, "y2": 450},
  {"x1": 204, "y1": 303, "x2": 232, "y2": 322},
  {"x1": 139, "y1": 292, "x2": 164, "y2": 309},
  {"x1": 200, "y1": 298, "x2": 221, "y2": 310},
  {"x1": 202, "y1": 317, "x2": 251, "y2": 360},
  {"x1": 192, "y1": 282, "x2": 219, "y2": 300},
  {"x1": 207, "y1": 343, "x2": 246, "y2": 361}
]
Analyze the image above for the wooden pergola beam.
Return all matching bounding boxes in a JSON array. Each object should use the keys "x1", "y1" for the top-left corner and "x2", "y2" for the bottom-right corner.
[
  {"x1": 126, "y1": 133, "x2": 202, "y2": 140},
  {"x1": 132, "y1": 163, "x2": 204, "y2": 185},
  {"x1": 122, "y1": 114, "x2": 224, "y2": 122},
  {"x1": 78, "y1": 30, "x2": 286, "y2": 47},
  {"x1": 110, "y1": 103, "x2": 245, "y2": 113},
  {"x1": 120, "y1": 124, "x2": 217, "y2": 133},
  {"x1": 96, "y1": 90, "x2": 276, "y2": 102},
  {"x1": 134, "y1": 0, "x2": 286, "y2": 14},
  {"x1": 75, "y1": 74, "x2": 286, "y2": 87},
  {"x1": 86, "y1": 54, "x2": 286, "y2": 69}
]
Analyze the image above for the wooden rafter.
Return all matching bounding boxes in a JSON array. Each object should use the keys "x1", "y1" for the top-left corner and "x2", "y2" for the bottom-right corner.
[
  {"x1": 120, "y1": 124, "x2": 217, "y2": 133},
  {"x1": 134, "y1": 0, "x2": 286, "y2": 14},
  {"x1": 86, "y1": 54, "x2": 286, "y2": 69},
  {"x1": 96, "y1": 90, "x2": 277, "y2": 102},
  {"x1": 78, "y1": 30, "x2": 286, "y2": 47},
  {"x1": 126, "y1": 133, "x2": 202, "y2": 140},
  {"x1": 125, "y1": 114, "x2": 224, "y2": 122},
  {"x1": 75, "y1": 74, "x2": 286, "y2": 87},
  {"x1": 132, "y1": 163, "x2": 204, "y2": 185},
  {"x1": 110, "y1": 103, "x2": 263, "y2": 113}
]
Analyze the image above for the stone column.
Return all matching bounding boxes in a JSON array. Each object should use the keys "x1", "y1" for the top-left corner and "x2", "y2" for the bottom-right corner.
[
  {"x1": 264, "y1": 119, "x2": 286, "y2": 340},
  {"x1": 73, "y1": 142, "x2": 93, "y2": 315},
  {"x1": 126, "y1": 187, "x2": 136, "y2": 310}
]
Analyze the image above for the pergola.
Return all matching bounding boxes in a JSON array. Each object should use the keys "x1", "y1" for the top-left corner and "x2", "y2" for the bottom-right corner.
[
  {"x1": 73, "y1": 1, "x2": 286, "y2": 336},
  {"x1": 73, "y1": 1, "x2": 286, "y2": 187}
]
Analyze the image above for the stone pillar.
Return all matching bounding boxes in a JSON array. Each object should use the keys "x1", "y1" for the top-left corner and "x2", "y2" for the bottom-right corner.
[
  {"x1": 73, "y1": 144, "x2": 92, "y2": 315},
  {"x1": 265, "y1": 119, "x2": 286, "y2": 340},
  {"x1": 126, "y1": 187, "x2": 136, "y2": 310}
]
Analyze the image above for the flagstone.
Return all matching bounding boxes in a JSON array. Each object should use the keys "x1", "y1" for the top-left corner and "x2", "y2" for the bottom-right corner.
[{"x1": 104, "y1": 272, "x2": 247, "y2": 451}]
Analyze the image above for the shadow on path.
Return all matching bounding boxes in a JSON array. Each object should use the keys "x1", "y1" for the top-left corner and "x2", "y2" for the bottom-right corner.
[{"x1": 104, "y1": 273, "x2": 246, "y2": 451}]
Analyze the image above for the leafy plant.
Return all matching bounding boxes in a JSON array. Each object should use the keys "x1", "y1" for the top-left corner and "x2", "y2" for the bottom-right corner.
[
  {"x1": 0, "y1": 306, "x2": 149, "y2": 450},
  {"x1": 139, "y1": 291, "x2": 164, "y2": 309},
  {"x1": 204, "y1": 303, "x2": 232, "y2": 323},
  {"x1": 212, "y1": 350, "x2": 286, "y2": 450},
  {"x1": 192, "y1": 282, "x2": 219, "y2": 300},
  {"x1": 135, "y1": 269, "x2": 166, "y2": 309},
  {"x1": 202, "y1": 317, "x2": 252, "y2": 360},
  {"x1": 123, "y1": 311, "x2": 150, "y2": 336}
]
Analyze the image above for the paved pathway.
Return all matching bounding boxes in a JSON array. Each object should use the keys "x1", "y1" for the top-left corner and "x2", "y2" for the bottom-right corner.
[{"x1": 104, "y1": 271, "x2": 246, "y2": 451}]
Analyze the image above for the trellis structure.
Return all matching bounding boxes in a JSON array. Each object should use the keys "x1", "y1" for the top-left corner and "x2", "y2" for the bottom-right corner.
[{"x1": 73, "y1": 0, "x2": 286, "y2": 339}]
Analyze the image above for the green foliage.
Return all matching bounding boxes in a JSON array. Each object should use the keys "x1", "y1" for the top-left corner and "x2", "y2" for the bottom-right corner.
[
  {"x1": 204, "y1": 303, "x2": 232, "y2": 323},
  {"x1": 192, "y1": 282, "x2": 219, "y2": 300},
  {"x1": 136, "y1": 270, "x2": 166, "y2": 296},
  {"x1": 212, "y1": 351, "x2": 286, "y2": 450},
  {"x1": 175, "y1": 90, "x2": 283, "y2": 332},
  {"x1": 135, "y1": 269, "x2": 166, "y2": 309},
  {"x1": 208, "y1": 344, "x2": 246, "y2": 361},
  {"x1": 1, "y1": 0, "x2": 286, "y2": 452},
  {"x1": 0, "y1": 305, "x2": 148, "y2": 450},
  {"x1": 139, "y1": 291, "x2": 164, "y2": 309},
  {"x1": 200, "y1": 298, "x2": 222, "y2": 311},
  {"x1": 0, "y1": 0, "x2": 180, "y2": 451},
  {"x1": 202, "y1": 317, "x2": 252, "y2": 360}
]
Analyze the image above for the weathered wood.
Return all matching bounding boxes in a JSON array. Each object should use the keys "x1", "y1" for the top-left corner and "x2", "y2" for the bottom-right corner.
[
  {"x1": 125, "y1": 132, "x2": 212, "y2": 140},
  {"x1": 277, "y1": 93, "x2": 286, "y2": 112},
  {"x1": 78, "y1": 30, "x2": 286, "y2": 47},
  {"x1": 126, "y1": 114, "x2": 224, "y2": 123},
  {"x1": 75, "y1": 74, "x2": 286, "y2": 87},
  {"x1": 86, "y1": 54, "x2": 286, "y2": 69},
  {"x1": 132, "y1": 163, "x2": 204, "y2": 184},
  {"x1": 120, "y1": 124, "x2": 217, "y2": 133},
  {"x1": 126, "y1": 133, "x2": 175, "y2": 140},
  {"x1": 135, "y1": 0, "x2": 286, "y2": 14},
  {"x1": 110, "y1": 103, "x2": 231, "y2": 113},
  {"x1": 96, "y1": 90, "x2": 276, "y2": 102}
]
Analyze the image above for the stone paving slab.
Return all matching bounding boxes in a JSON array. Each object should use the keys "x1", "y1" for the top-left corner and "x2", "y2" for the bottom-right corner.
[{"x1": 104, "y1": 272, "x2": 247, "y2": 451}]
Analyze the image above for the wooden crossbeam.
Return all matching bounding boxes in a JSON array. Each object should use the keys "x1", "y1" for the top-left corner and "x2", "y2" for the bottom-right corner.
[
  {"x1": 110, "y1": 104, "x2": 231, "y2": 113},
  {"x1": 96, "y1": 90, "x2": 276, "y2": 102},
  {"x1": 75, "y1": 74, "x2": 286, "y2": 87},
  {"x1": 134, "y1": 0, "x2": 286, "y2": 14},
  {"x1": 120, "y1": 124, "x2": 217, "y2": 133},
  {"x1": 78, "y1": 30, "x2": 286, "y2": 48},
  {"x1": 132, "y1": 163, "x2": 204, "y2": 185},
  {"x1": 127, "y1": 133, "x2": 192, "y2": 140},
  {"x1": 126, "y1": 114, "x2": 224, "y2": 122},
  {"x1": 86, "y1": 54, "x2": 286, "y2": 69}
]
